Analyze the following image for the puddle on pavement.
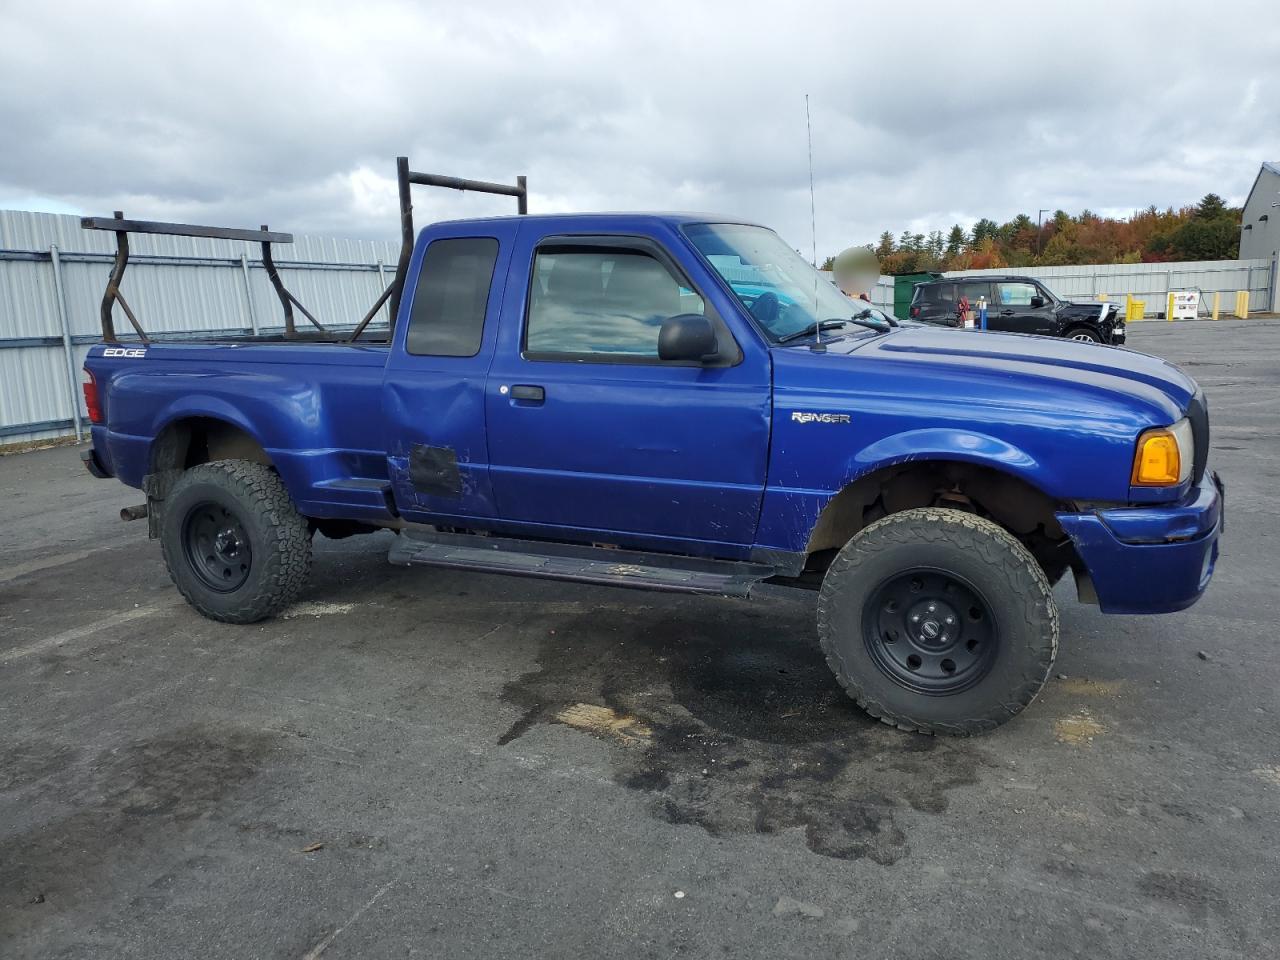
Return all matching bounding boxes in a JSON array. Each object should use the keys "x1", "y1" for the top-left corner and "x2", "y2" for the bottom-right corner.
[{"x1": 498, "y1": 599, "x2": 990, "y2": 865}]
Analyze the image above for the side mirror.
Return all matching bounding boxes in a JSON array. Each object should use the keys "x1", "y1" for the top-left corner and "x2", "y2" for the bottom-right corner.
[
  {"x1": 658, "y1": 313, "x2": 718, "y2": 362},
  {"x1": 1030, "y1": 296, "x2": 1045, "y2": 308}
]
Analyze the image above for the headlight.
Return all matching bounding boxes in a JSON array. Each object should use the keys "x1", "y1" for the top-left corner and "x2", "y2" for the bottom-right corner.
[{"x1": 1131, "y1": 418, "x2": 1193, "y2": 486}]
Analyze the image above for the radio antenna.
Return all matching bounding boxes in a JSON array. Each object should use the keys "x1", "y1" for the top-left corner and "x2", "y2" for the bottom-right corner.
[{"x1": 805, "y1": 94, "x2": 825, "y2": 353}]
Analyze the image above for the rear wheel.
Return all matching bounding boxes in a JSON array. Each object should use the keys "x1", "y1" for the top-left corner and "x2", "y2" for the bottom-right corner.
[
  {"x1": 160, "y1": 460, "x2": 311, "y2": 623},
  {"x1": 817, "y1": 508, "x2": 1058, "y2": 735}
]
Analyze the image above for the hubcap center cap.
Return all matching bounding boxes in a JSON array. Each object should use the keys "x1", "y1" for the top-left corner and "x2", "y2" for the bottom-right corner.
[
  {"x1": 907, "y1": 599, "x2": 958, "y2": 649},
  {"x1": 215, "y1": 529, "x2": 240, "y2": 557}
]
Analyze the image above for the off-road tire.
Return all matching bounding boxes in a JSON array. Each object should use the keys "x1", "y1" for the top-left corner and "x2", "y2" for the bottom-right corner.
[
  {"x1": 817, "y1": 507, "x2": 1058, "y2": 735},
  {"x1": 160, "y1": 460, "x2": 311, "y2": 624}
]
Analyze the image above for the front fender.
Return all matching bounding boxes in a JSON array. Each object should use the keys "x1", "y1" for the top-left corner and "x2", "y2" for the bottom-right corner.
[
  {"x1": 754, "y1": 430, "x2": 1046, "y2": 554},
  {"x1": 849, "y1": 428, "x2": 1038, "y2": 477}
]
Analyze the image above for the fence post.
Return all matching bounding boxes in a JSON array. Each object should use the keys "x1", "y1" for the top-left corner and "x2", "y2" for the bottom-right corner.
[
  {"x1": 49, "y1": 244, "x2": 83, "y2": 443},
  {"x1": 239, "y1": 252, "x2": 258, "y2": 335},
  {"x1": 1271, "y1": 252, "x2": 1279, "y2": 314},
  {"x1": 377, "y1": 259, "x2": 390, "y2": 324}
]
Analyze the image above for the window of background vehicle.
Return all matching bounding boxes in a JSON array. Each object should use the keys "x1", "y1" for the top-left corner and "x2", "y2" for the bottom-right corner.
[
  {"x1": 405, "y1": 237, "x2": 499, "y2": 357},
  {"x1": 918, "y1": 283, "x2": 955, "y2": 304},
  {"x1": 997, "y1": 282, "x2": 1039, "y2": 306},
  {"x1": 957, "y1": 281, "x2": 993, "y2": 303},
  {"x1": 525, "y1": 247, "x2": 704, "y2": 359}
]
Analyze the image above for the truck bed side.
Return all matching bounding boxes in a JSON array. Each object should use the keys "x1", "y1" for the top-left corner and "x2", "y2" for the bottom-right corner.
[{"x1": 85, "y1": 341, "x2": 395, "y2": 521}]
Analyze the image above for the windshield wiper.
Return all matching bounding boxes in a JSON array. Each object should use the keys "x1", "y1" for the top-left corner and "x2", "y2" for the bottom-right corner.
[{"x1": 777, "y1": 314, "x2": 890, "y2": 343}]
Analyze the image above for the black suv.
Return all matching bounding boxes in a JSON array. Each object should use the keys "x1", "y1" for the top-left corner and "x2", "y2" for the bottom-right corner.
[{"x1": 908, "y1": 275, "x2": 1125, "y2": 344}]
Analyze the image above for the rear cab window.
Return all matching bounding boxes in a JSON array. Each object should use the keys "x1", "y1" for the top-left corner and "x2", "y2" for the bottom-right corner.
[{"x1": 406, "y1": 237, "x2": 500, "y2": 357}]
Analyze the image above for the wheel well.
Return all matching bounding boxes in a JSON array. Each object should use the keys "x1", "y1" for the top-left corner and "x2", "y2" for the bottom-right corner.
[
  {"x1": 805, "y1": 460, "x2": 1076, "y2": 576},
  {"x1": 150, "y1": 417, "x2": 272, "y2": 475}
]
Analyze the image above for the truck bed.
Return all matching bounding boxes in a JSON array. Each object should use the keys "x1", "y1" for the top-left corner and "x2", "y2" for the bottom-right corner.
[{"x1": 87, "y1": 339, "x2": 395, "y2": 521}]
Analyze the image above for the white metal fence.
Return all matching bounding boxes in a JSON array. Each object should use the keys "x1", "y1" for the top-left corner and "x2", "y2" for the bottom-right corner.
[
  {"x1": 942, "y1": 257, "x2": 1277, "y2": 318},
  {"x1": 0, "y1": 210, "x2": 399, "y2": 445}
]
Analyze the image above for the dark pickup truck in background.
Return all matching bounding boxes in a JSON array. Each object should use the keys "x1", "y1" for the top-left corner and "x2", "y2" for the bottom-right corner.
[
  {"x1": 910, "y1": 274, "x2": 1126, "y2": 344},
  {"x1": 78, "y1": 158, "x2": 1220, "y2": 736}
]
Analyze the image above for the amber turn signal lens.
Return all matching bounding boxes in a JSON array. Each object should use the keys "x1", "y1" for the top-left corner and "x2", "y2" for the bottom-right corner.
[{"x1": 1131, "y1": 429, "x2": 1181, "y2": 486}]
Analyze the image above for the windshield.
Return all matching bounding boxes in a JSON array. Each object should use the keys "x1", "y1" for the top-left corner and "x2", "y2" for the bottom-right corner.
[{"x1": 684, "y1": 223, "x2": 886, "y2": 342}]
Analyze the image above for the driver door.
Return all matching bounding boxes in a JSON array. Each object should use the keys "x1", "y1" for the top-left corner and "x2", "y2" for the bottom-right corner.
[
  {"x1": 994, "y1": 280, "x2": 1055, "y2": 334},
  {"x1": 484, "y1": 232, "x2": 772, "y2": 555}
]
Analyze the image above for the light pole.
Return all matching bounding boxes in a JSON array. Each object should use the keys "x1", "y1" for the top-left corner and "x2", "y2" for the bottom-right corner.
[{"x1": 1036, "y1": 208, "x2": 1050, "y2": 257}]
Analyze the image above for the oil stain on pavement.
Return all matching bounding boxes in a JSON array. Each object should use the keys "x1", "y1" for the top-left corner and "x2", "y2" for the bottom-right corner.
[{"x1": 498, "y1": 599, "x2": 989, "y2": 865}]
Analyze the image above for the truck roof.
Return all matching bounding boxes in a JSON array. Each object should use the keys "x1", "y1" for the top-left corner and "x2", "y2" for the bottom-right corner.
[{"x1": 428, "y1": 211, "x2": 765, "y2": 229}]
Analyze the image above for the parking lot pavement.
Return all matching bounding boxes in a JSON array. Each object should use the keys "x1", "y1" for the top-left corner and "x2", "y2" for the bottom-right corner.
[{"x1": 2, "y1": 319, "x2": 1278, "y2": 960}]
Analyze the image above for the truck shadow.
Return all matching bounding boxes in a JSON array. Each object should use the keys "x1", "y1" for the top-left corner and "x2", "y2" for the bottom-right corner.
[{"x1": 495, "y1": 596, "x2": 992, "y2": 865}]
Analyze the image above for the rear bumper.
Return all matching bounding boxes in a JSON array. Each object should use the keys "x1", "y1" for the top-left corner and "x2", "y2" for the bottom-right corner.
[
  {"x1": 1056, "y1": 471, "x2": 1223, "y2": 614},
  {"x1": 81, "y1": 446, "x2": 112, "y2": 479}
]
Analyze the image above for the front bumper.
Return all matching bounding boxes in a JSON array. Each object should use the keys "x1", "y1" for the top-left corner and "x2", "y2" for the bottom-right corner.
[{"x1": 1056, "y1": 471, "x2": 1223, "y2": 614}]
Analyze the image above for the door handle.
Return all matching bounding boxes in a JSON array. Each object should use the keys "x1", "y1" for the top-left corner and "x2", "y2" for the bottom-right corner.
[
  {"x1": 1000, "y1": 310, "x2": 1014, "y2": 316},
  {"x1": 509, "y1": 384, "x2": 545, "y2": 403}
]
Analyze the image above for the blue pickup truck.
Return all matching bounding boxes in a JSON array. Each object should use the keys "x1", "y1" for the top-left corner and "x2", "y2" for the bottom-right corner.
[{"x1": 79, "y1": 159, "x2": 1223, "y2": 735}]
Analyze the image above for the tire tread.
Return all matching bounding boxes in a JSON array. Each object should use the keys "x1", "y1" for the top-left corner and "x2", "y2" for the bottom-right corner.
[
  {"x1": 816, "y1": 507, "x2": 1058, "y2": 736},
  {"x1": 160, "y1": 460, "x2": 311, "y2": 623}
]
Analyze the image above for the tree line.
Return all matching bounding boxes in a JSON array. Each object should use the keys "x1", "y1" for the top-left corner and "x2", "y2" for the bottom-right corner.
[{"x1": 824, "y1": 194, "x2": 1242, "y2": 275}]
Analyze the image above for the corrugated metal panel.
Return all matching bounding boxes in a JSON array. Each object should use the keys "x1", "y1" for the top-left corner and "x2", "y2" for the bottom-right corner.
[
  {"x1": 942, "y1": 258, "x2": 1274, "y2": 313},
  {"x1": 0, "y1": 208, "x2": 399, "y2": 443}
]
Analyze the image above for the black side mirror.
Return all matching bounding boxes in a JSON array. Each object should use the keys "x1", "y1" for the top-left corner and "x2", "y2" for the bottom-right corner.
[
  {"x1": 1030, "y1": 296, "x2": 1045, "y2": 308},
  {"x1": 658, "y1": 313, "x2": 717, "y2": 362}
]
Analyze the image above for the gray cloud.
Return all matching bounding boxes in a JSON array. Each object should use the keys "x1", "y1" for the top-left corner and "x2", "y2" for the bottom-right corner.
[{"x1": 1, "y1": 0, "x2": 1276, "y2": 257}]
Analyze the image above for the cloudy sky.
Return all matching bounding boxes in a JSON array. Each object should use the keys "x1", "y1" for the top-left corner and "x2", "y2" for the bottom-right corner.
[{"x1": 1, "y1": 0, "x2": 1276, "y2": 257}]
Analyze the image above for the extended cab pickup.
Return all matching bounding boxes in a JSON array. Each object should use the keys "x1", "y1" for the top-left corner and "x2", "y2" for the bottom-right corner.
[{"x1": 80, "y1": 162, "x2": 1223, "y2": 735}]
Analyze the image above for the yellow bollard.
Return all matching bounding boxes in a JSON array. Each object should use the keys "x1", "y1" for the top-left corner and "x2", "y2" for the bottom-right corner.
[
  {"x1": 1097, "y1": 293, "x2": 1108, "y2": 302},
  {"x1": 1212, "y1": 291, "x2": 1220, "y2": 321},
  {"x1": 1235, "y1": 290, "x2": 1249, "y2": 318},
  {"x1": 1167, "y1": 292, "x2": 1175, "y2": 321}
]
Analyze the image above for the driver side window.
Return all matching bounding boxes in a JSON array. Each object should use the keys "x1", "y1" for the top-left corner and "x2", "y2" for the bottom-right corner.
[
  {"x1": 525, "y1": 246, "x2": 705, "y2": 359},
  {"x1": 997, "y1": 282, "x2": 1039, "y2": 306}
]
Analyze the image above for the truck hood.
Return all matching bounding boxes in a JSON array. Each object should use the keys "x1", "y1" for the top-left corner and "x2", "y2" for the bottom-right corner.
[
  {"x1": 821, "y1": 326, "x2": 1194, "y2": 409},
  {"x1": 769, "y1": 326, "x2": 1201, "y2": 503}
]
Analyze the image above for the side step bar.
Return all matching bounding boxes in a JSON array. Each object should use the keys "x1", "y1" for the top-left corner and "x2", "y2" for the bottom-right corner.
[{"x1": 388, "y1": 529, "x2": 776, "y2": 597}]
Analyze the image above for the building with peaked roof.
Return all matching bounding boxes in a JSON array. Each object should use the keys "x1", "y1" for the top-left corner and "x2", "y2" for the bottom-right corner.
[{"x1": 1240, "y1": 161, "x2": 1280, "y2": 260}]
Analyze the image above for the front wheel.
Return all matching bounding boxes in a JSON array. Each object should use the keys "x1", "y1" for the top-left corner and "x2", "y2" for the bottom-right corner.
[
  {"x1": 1066, "y1": 327, "x2": 1101, "y2": 343},
  {"x1": 160, "y1": 460, "x2": 312, "y2": 623},
  {"x1": 817, "y1": 508, "x2": 1058, "y2": 735}
]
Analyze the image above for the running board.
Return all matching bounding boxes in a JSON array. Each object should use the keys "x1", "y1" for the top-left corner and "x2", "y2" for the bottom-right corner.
[{"x1": 388, "y1": 529, "x2": 775, "y2": 597}]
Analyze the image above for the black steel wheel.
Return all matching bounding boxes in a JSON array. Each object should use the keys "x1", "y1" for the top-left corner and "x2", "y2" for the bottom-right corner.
[
  {"x1": 182, "y1": 501, "x2": 253, "y2": 592},
  {"x1": 160, "y1": 460, "x2": 312, "y2": 623},
  {"x1": 864, "y1": 569, "x2": 998, "y2": 695},
  {"x1": 817, "y1": 507, "x2": 1058, "y2": 735}
]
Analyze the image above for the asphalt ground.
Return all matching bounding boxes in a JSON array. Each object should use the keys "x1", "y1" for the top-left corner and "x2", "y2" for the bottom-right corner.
[{"x1": 1, "y1": 318, "x2": 1277, "y2": 959}]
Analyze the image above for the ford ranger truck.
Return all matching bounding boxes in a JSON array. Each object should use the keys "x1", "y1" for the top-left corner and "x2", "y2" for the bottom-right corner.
[{"x1": 79, "y1": 171, "x2": 1223, "y2": 735}]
